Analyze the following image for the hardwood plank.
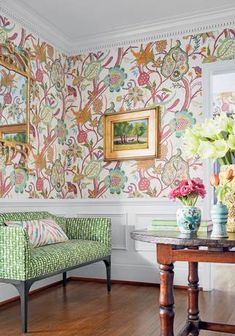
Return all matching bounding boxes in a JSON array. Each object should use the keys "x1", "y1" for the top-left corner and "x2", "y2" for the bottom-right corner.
[{"x1": 0, "y1": 281, "x2": 234, "y2": 335}]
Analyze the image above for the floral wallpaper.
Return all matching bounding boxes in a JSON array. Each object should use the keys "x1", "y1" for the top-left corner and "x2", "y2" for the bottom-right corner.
[
  {"x1": 65, "y1": 29, "x2": 235, "y2": 199},
  {"x1": 0, "y1": 14, "x2": 68, "y2": 198},
  {"x1": 0, "y1": 12, "x2": 235, "y2": 199}
]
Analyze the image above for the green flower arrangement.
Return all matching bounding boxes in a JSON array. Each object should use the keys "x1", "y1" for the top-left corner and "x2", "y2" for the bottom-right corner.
[{"x1": 183, "y1": 115, "x2": 235, "y2": 165}]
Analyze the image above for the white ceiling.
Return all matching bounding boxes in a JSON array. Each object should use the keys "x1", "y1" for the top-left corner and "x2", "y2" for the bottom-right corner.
[{"x1": 2, "y1": 0, "x2": 235, "y2": 54}]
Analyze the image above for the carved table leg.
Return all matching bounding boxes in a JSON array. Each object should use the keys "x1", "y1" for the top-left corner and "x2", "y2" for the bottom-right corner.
[
  {"x1": 159, "y1": 263, "x2": 175, "y2": 336},
  {"x1": 176, "y1": 261, "x2": 200, "y2": 336},
  {"x1": 187, "y1": 262, "x2": 200, "y2": 335},
  {"x1": 188, "y1": 262, "x2": 199, "y2": 321}
]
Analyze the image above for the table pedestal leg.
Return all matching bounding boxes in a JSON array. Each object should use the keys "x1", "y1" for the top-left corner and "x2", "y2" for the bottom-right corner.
[
  {"x1": 187, "y1": 262, "x2": 200, "y2": 335},
  {"x1": 177, "y1": 261, "x2": 200, "y2": 336},
  {"x1": 188, "y1": 262, "x2": 199, "y2": 322},
  {"x1": 159, "y1": 263, "x2": 175, "y2": 336}
]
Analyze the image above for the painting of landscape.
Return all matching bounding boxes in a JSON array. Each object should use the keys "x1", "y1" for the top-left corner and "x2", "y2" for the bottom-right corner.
[
  {"x1": 2, "y1": 131, "x2": 27, "y2": 144},
  {"x1": 104, "y1": 107, "x2": 159, "y2": 161},
  {"x1": 113, "y1": 119, "x2": 148, "y2": 151}
]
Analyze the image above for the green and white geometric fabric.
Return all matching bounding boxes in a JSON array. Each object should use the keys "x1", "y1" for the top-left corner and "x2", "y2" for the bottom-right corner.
[{"x1": 0, "y1": 212, "x2": 111, "y2": 281}]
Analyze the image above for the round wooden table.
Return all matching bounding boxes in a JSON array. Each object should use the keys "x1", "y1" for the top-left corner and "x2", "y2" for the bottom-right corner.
[{"x1": 131, "y1": 230, "x2": 235, "y2": 336}]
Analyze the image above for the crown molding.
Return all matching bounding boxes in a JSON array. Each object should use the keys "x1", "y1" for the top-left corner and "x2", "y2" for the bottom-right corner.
[
  {"x1": 0, "y1": 0, "x2": 69, "y2": 54},
  {"x1": 68, "y1": 8, "x2": 235, "y2": 55},
  {"x1": 1, "y1": 1, "x2": 235, "y2": 56}
]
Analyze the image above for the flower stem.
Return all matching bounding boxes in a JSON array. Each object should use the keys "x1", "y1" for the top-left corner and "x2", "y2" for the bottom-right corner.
[{"x1": 180, "y1": 194, "x2": 198, "y2": 206}]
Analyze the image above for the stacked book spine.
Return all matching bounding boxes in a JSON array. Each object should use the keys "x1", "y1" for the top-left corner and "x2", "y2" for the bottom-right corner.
[{"x1": 148, "y1": 219, "x2": 213, "y2": 233}]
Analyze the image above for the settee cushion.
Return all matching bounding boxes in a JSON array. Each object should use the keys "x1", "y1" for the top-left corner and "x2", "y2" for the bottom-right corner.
[
  {"x1": 0, "y1": 211, "x2": 67, "y2": 234},
  {"x1": 5, "y1": 219, "x2": 68, "y2": 248},
  {"x1": 28, "y1": 239, "x2": 110, "y2": 279}
]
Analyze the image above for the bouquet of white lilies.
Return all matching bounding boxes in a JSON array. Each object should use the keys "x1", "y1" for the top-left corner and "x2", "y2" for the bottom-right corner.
[{"x1": 183, "y1": 115, "x2": 235, "y2": 165}]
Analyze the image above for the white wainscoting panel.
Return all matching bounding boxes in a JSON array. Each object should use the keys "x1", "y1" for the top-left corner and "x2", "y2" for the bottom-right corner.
[{"x1": 0, "y1": 198, "x2": 212, "y2": 303}]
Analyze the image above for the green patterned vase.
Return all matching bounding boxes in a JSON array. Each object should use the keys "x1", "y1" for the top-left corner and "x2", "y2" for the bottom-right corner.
[
  {"x1": 211, "y1": 202, "x2": 228, "y2": 238},
  {"x1": 176, "y1": 206, "x2": 201, "y2": 234}
]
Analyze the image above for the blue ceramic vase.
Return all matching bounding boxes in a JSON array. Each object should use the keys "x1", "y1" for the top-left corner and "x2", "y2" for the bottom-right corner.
[
  {"x1": 211, "y1": 202, "x2": 228, "y2": 238},
  {"x1": 176, "y1": 206, "x2": 201, "y2": 234}
]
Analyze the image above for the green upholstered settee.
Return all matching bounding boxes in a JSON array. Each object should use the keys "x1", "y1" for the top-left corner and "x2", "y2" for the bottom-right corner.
[{"x1": 0, "y1": 211, "x2": 112, "y2": 333}]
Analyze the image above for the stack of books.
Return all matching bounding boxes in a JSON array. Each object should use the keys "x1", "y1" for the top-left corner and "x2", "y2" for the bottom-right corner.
[{"x1": 148, "y1": 219, "x2": 213, "y2": 233}]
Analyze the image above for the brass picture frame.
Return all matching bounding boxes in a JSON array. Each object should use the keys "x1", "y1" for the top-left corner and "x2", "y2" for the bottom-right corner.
[{"x1": 104, "y1": 106, "x2": 160, "y2": 161}]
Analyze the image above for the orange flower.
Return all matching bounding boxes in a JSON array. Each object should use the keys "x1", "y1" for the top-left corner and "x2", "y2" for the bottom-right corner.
[
  {"x1": 210, "y1": 173, "x2": 220, "y2": 187},
  {"x1": 131, "y1": 43, "x2": 154, "y2": 65},
  {"x1": 1, "y1": 70, "x2": 16, "y2": 87},
  {"x1": 32, "y1": 41, "x2": 47, "y2": 63},
  {"x1": 225, "y1": 168, "x2": 234, "y2": 182},
  {"x1": 72, "y1": 106, "x2": 91, "y2": 125}
]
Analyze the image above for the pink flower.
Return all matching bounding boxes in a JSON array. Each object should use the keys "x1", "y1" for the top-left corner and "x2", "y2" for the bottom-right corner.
[
  {"x1": 138, "y1": 177, "x2": 150, "y2": 191},
  {"x1": 137, "y1": 72, "x2": 150, "y2": 86},
  {"x1": 169, "y1": 186, "x2": 181, "y2": 199},
  {"x1": 4, "y1": 92, "x2": 12, "y2": 104},
  {"x1": 36, "y1": 68, "x2": 43, "y2": 82},
  {"x1": 180, "y1": 185, "x2": 191, "y2": 196},
  {"x1": 168, "y1": 177, "x2": 206, "y2": 205},
  {"x1": 77, "y1": 130, "x2": 87, "y2": 143}
]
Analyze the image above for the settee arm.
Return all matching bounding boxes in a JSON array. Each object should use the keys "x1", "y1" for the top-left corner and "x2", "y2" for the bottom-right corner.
[
  {"x1": 66, "y1": 217, "x2": 111, "y2": 252},
  {"x1": 0, "y1": 226, "x2": 31, "y2": 280}
]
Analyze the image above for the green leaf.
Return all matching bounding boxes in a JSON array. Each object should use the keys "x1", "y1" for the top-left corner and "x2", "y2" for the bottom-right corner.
[
  {"x1": 144, "y1": 85, "x2": 152, "y2": 91},
  {"x1": 161, "y1": 87, "x2": 172, "y2": 93}
]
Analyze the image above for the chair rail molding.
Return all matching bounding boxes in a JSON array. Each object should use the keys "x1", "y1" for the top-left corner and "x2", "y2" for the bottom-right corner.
[{"x1": 1, "y1": 0, "x2": 235, "y2": 55}]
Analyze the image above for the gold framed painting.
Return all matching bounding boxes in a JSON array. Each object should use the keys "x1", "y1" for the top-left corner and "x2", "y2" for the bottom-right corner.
[
  {"x1": 0, "y1": 125, "x2": 28, "y2": 144},
  {"x1": 104, "y1": 107, "x2": 160, "y2": 161}
]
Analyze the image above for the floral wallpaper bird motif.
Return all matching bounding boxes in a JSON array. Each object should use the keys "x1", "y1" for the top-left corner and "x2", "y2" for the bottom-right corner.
[{"x1": 0, "y1": 13, "x2": 235, "y2": 199}]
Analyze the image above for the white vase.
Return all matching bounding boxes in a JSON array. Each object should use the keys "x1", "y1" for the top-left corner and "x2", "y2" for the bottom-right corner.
[{"x1": 176, "y1": 206, "x2": 201, "y2": 234}]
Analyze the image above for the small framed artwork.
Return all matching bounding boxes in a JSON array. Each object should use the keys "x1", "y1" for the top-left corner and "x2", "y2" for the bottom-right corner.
[
  {"x1": 0, "y1": 125, "x2": 28, "y2": 144},
  {"x1": 104, "y1": 107, "x2": 160, "y2": 161}
]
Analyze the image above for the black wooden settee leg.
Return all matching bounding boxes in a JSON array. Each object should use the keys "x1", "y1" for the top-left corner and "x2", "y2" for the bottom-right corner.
[
  {"x1": 62, "y1": 272, "x2": 67, "y2": 286},
  {"x1": 103, "y1": 256, "x2": 111, "y2": 292},
  {"x1": 13, "y1": 280, "x2": 33, "y2": 333}
]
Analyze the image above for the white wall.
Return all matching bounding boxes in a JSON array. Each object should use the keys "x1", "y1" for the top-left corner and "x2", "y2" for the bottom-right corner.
[{"x1": 0, "y1": 198, "x2": 212, "y2": 303}]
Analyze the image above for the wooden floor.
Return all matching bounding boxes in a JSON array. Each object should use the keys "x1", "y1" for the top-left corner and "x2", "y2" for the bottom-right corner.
[{"x1": 0, "y1": 280, "x2": 234, "y2": 336}]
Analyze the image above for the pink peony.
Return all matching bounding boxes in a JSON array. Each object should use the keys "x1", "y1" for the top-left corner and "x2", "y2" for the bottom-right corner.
[
  {"x1": 180, "y1": 185, "x2": 191, "y2": 196},
  {"x1": 168, "y1": 178, "x2": 206, "y2": 206}
]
